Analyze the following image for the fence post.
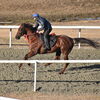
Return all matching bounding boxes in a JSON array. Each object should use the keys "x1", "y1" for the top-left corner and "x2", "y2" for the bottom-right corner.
[
  {"x1": 78, "y1": 29, "x2": 81, "y2": 49},
  {"x1": 34, "y1": 61, "x2": 37, "y2": 92},
  {"x1": 9, "y1": 28, "x2": 12, "y2": 48}
]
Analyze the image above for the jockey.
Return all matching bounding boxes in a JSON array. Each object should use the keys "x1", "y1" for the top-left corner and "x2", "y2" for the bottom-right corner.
[{"x1": 32, "y1": 13, "x2": 52, "y2": 50}]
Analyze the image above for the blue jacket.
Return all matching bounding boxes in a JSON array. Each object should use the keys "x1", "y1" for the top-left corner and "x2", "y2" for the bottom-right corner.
[{"x1": 34, "y1": 16, "x2": 52, "y2": 31}]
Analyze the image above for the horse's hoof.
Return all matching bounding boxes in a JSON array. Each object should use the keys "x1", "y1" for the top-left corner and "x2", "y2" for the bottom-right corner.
[
  {"x1": 44, "y1": 64, "x2": 49, "y2": 66},
  {"x1": 28, "y1": 63, "x2": 31, "y2": 66},
  {"x1": 18, "y1": 65, "x2": 22, "y2": 70},
  {"x1": 44, "y1": 63, "x2": 51, "y2": 66},
  {"x1": 59, "y1": 71, "x2": 64, "y2": 74},
  {"x1": 19, "y1": 67, "x2": 21, "y2": 70},
  {"x1": 18, "y1": 63, "x2": 22, "y2": 70}
]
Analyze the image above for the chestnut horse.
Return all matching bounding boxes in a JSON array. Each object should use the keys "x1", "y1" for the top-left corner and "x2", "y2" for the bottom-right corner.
[{"x1": 15, "y1": 23, "x2": 99, "y2": 74}]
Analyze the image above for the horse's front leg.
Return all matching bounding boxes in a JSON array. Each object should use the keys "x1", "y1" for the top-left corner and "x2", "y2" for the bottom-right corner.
[
  {"x1": 59, "y1": 54, "x2": 69, "y2": 74},
  {"x1": 45, "y1": 50, "x2": 61, "y2": 66},
  {"x1": 44, "y1": 56, "x2": 61, "y2": 66},
  {"x1": 19, "y1": 51, "x2": 36, "y2": 70}
]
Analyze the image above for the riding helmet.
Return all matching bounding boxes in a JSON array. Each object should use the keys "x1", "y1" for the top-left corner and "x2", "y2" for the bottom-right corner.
[{"x1": 32, "y1": 13, "x2": 39, "y2": 18}]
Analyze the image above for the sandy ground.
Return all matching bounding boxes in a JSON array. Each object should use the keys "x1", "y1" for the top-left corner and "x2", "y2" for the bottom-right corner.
[
  {"x1": 3, "y1": 93, "x2": 100, "y2": 100},
  {"x1": 0, "y1": 48, "x2": 100, "y2": 100},
  {"x1": 0, "y1": 20, "x2": 100, "y2": 100}
]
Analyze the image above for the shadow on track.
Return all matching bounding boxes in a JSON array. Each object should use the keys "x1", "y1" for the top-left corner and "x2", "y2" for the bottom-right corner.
[
  {"x1": 0, "y1": 64, "x2": 100, "y2": 83},
  {"x1": 0, "y1": 80, "x2": 100, "y2": 84},
  {"x1": 36, "y1": 64, "x2": 100, "y2": 73},
  {"x1": 69, "y1": 64, "x2": 100, "y2": 71}
]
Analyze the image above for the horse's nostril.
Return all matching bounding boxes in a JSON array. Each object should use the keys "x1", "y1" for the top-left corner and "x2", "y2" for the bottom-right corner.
[{"x1": 15, "y1": 36, "x2": 20, "y2": 40}]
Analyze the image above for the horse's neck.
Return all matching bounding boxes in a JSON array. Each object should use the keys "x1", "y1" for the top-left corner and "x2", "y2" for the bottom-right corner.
[{"x1": 27, "y1": 31, "x2": 39, "y2": 43}]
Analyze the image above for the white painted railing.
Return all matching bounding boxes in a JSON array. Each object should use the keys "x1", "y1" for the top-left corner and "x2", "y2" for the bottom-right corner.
[
  {"x1": 0, "y1": 60, "x2": 100, "y2": 92},
  {"x1": 0, "y1": 25, "x2": 100, "y2": 48},
  {"x1": 0, "y1": 96, "x2": 19, "y2": 100}
]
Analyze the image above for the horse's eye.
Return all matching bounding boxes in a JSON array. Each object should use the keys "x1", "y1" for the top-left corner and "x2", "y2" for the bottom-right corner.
[
  {"x1": 20, "y1": 28, "x2": 23, "y2": 31},
  {"x1": 20, "y1": 27, "x2": 26, "y2": 35},
  {"x1": 19, "y1": 28, "x2": 22, "y2": 32},
  {"x1": 18, "y1": 28, "x2": 23, "y2": 35}
]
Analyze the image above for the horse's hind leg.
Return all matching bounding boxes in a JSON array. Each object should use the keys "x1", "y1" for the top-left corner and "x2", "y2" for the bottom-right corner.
[
  {"x1": 59, "y1": 53, "x2": 69, "y2": 74},
  {"x1": 19, "y1": 51, "x2": 36, "y2": 70},
  {"x1": 45, "y1": 49, "x2": 61, "y2": 66},
  {"x1": 54, "y1": 49, "x2": 61, "y2": 60}
]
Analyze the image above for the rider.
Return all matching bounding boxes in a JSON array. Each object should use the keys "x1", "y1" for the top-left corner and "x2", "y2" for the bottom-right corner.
[{"x1": 32, "y1": 13, "x2": 52, "y2": 50}]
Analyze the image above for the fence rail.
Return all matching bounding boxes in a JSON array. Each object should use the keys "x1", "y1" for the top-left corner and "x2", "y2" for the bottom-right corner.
[
  {"x1": 0, "y1": 25, "x2": 100, "y2": 48},
  {"x1": 0, "y1": 60, "x2": 100, "y2": 92},
  {"x1": 1, "y1": 25, "x2": 100, "y2": 29},
  {"x1": 0, "y1": 60, "x2": 100, "y2": 63},
  {"x1": 0, "y1": 26, "x2": 100, "y2": 93}
]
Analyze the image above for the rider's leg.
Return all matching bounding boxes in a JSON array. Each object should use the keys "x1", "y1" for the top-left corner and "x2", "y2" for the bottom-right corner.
[{"x1": 44, "y1": 28, "x2": 52, "y2": 50}]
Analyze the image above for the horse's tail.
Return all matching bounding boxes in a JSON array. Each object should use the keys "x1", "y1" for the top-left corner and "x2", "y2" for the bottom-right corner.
[{"x1": 73, "y1": 38, "x2": 100, "y2": 48}]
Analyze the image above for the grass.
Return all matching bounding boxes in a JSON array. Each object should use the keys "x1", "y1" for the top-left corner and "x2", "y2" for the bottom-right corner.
[{"x1": 0, "y1": 0, "x2": 100, "y2": 23}]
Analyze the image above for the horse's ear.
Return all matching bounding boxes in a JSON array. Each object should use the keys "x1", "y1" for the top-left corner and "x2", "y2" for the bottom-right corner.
[
  {"x1": 20, "y1": 23, "x2": 27, "y2": 34},
  {"x1": 21, "y1": 23, "x2": 26, "y2": 27},
  {"x1": 34, "y1": 27, "x2": 37, "y2": 32}
]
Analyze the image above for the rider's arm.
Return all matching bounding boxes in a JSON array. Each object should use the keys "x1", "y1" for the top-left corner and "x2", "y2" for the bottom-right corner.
[
  {"x1": 37, "y1": 19, "x2": 44, "y2": 31},
  {"x1": 34, "y1": 22, "x2": 39, "y2": 29}
]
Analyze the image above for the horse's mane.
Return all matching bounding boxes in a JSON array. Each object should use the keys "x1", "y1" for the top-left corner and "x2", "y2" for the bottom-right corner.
[{"x1": 22, "y1": 23, "x2": 37, "y2": 33}]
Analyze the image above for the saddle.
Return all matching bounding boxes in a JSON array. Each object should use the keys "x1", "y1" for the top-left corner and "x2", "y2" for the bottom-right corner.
[{"x1": 39, "y1": 33, "x2": 57, "y2": 48}]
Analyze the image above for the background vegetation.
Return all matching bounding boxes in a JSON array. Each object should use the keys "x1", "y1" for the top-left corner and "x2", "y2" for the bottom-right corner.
[{"x1": 0, "y1": 0, "x2": 100, "y2": 23}]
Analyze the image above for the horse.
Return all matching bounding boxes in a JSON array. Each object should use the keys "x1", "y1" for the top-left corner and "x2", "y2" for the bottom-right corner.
[{"x1": 15, "y1": 23, "x2": 99, "y2": 74}]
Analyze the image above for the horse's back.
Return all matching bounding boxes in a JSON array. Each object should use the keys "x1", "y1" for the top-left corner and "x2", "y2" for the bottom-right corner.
[
  {"x1": 57, "y1": 34, "x2": 73, "y2": 42},
  {"x1": 39, "y1": 33, "x2": 57, "y2": 48},
  {"x1": 57, "y1": 35, "x2": 74, "y2": 50}
]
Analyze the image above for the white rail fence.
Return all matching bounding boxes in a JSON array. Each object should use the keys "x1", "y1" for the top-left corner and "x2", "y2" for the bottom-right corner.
[
  {"x1": 0, "y1": 26, "x2": 100, "y2": 94},
  {"x1": 0, "y1": 25, "x2": 100, "y2": 48},
  {"x1": 0, "y1": 60, "x2": 100, "y2": 92}
]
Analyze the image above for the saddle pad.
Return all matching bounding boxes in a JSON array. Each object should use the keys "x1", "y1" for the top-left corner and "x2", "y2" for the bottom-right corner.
[{"x1": 39, "y1": 33, "x2": 57, "y2": 48}]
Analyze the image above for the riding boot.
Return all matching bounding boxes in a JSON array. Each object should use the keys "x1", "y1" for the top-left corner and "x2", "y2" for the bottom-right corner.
[
  {"x1": 44, "y1": 36, "x2": 50, "y2": 50},
  {"x1": 43, "y1": 28, "x2": 52, "y2": 51},
  {"x1": 44, "y1": 33, "x2": 51, "y2": 50}
]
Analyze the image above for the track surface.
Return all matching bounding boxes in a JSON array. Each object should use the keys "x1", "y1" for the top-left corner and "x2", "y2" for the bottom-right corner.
[
  {"x1": 0, "y1": 20, "x2": 100, "y2": 100},
  {"x1": 0, "y1": 48, "x2": 100, "y2": 96}
]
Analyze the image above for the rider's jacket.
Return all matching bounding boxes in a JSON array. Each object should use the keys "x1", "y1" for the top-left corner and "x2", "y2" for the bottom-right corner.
[{"x1": 34, "y1": 16, "x2": 52, "y2": 31}]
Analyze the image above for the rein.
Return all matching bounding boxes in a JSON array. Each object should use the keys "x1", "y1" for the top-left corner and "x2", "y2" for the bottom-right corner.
[
  {"x1": 23, "y1": 32, "x2": 38, "y2": 42},
  {"x1": 24, "y1": 34, "x2": 33, "y2": 41},
  {"x1": 24, "y1": 34, "x2": 29, "y2": 41}
]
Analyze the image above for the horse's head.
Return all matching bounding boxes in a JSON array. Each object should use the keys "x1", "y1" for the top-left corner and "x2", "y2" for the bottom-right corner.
[
  {"x1": 15, "y1": 23, "x2": 37, "y2": 40},
  {"x1": 15, "y1": 23, "x2": 27, "y2": 40}
]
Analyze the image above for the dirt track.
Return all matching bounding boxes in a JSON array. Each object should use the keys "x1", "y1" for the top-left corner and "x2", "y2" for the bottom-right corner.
[
  {"x1": 0, "y1": 20, "x2": 100, "y2": 100},
  {"x1": 0, "y1": 48, "x2": 100, "y2": 100}
]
